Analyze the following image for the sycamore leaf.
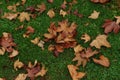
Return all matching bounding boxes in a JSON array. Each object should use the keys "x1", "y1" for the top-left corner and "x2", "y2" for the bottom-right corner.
[
  {"x1": 18, "y1": 12, "x2": 30, "y2": 22},
  {"x1": 91, "y1": 0, "x2": 109, "y2": 3},
  {"x1": 102, "y1": 19, "x2": 120, "y2": 34},
  {"x1": 15, "y1": 73, "x2": 27, "y2": 80},
  {"x1": 81, "y1": 33, "x2": 91, "y2": 43},
  {"x1": 90, "y1": 34, "x2": 111, "y2": 49},
  {"x1": 9, "y1": 49, "x2": 19, "y2": 58},
  {"x1": 60, "y1": 9, "x2": 67, "y2": 17},
  {"x1": 47, "y1": 0, "x2": 53, "y2": 3},
  {"x1": 74, "y1": 45, "x2": 84, "y2": 53},
  {"x1": 0, "y1": 78, "x2": 6, "y2": 80},
  {"x1": 35, "y1": 65, "x2": 47, "y2": 77},
  {"x1": 21, "y1": 0, "x2": 26, "y2": 5},
  {"x1": 72, "y1": 53, "x2": 87, "y2": 67},
  {"x1": 88, "y1": 10, "x2": 100, "y2": 19},
  {"x1": 2, "y1": 13, "x2": 18, "y2": 20},
  {"x1": 115, "y1": 16, "x2": 120, "y2": 24},
  {"x1": 31, "y1": 37, "x2": 40, "y2": 45},
  {"x1": 93, "y1": 55, "x2": 110, "y2": 67},
  {"x1": 67, "y1": 65, "x2": 86, "y2": 80},
  {"x1": 0, "y1": 47, "x2": 5, "y2": 55},
  {"x1": 47, "y1": 9, "x2": 55, "y2": 18},
  {"x1": 36, "y1": 3, "x2": 46, "y2": 13},
  {"x1": 14, "y1": 59, "x2": 24, "y2": 71},
  {"x1": 37, "y1": 40, "x2": 45, "y2": 50}
]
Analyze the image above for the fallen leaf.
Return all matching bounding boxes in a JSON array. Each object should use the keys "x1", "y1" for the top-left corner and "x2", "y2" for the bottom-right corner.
[
  {"x1": 15, "y1": 73, "x2": 27, "y2": 80},
  {"x1": 80, "y1": 47, "x2": 99, "y2": 59},
  {"x1": 21, "y1": 0, "x2": 26, "y2": 5},
  {"x1": 81, "y1": 33, "x2": 91, "y2": 43},
  {"x1": 18, "y1": 12, "x2": 30, "y2": 22},
  {"x1": 0, "y1": 32, "x2": 16, "y2": 53},
  {"x1": 9, "y1": 49, "x2": 19, "y2": 58},
  {"x1": 102, "y1": 19, "x2": 120, "y2": 34},
  {"x1": 67, "y1": 65, "x2": 86, "y2": 80},
  {"x1": 14, "y1": 59, "x2": 24, "y2": 71},
  {"x1": 15, "y1": 25, "x2": 24, "y2": 30},
  {"x1": 60, "y1": 9, "x2": 67, "y2": 17},
  {"x1": 61, "y1": 0, "x2": 67, "y2": 9},
  {"x1": 91, "y1": 0, "x2": 109, "y2": 3},
  {"x1": 35, "y1": 65, "x2": 47, "y2": 77},
  {"x1": 47, "y1": 0, "x2": 53, "y2": 3},
  {"x1": 47, "y1": 9, "x2": 55, "y2": 18},
  {"x1": 115, "y1": 16, "x2": 120, "y2": 24},
  {"x1": 31, "y1": 37, "x2": 40, "y2": 45},
  {"x1": 36, "y1": 3, "x2": 46, "y2": 13},
  {"x1": 90, "y1": 34, "x2": 111, "y2": 49},
  {"x1": 2, "y1": 13, "x2": 18, "y2": 20},
  {"x1": 73, "y1": 10, "x2": 83, "y2": 18},
  {"x1": 23, "y1": 26, "x2": 35, "y2": 38},
  {"x1": 0, "y1": 47, "x2": 5, "y2": 55},
  {"x1": 74, "y1": 45, "x2": 84, "y2": 53},
  {"x1": 0, "y1": 78, "x2": 6, "y2": 80},
  {"x1": 93, "y1": 55, "x2": 110, "y2": 67},
  {"x1": 38, "y1": 40, "x2": 45, "y2": 50},
  {"x1": 88, "y1": 10, "x2": 100, "y2": 19},
  {"x1": 26, "y1": 6, "x2": 36, "y2": 13}
]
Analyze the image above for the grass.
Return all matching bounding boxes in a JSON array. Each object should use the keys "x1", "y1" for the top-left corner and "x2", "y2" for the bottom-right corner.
[{"x1": 0, "y1": 0, "x2": 120, "y2": 80}]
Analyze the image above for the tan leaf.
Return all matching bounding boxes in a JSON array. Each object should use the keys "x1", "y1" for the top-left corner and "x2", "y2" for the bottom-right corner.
[
  {"x1": 35, "y1": 65, "x2": 47, "y2": 77},
  {"x1": 0, "y1": 78, "x2": 6, "y2": 80},
  {"x1": 81, "y1": 33, "x2": 91, "y2": 43},
  {"x1": 36, "y1": 3, "x2": 46, "y2": 13},
  {"x1": 38, "y1": 40, "x2": 45, "y2": 50},
  {"x1": 14, "y1": 59, "x2": 24, "y2": 71},
  {"x1": 47, "y1": 9, "x2": 55, "y2": 18},
  {"x1": 67, "y1": 65, "x2": 86, "y2": 80},
  {"x1": 31, "y1": 37, "x2": 40, "y2": 45},
  {"x1": 18, "y1": 12, "x2": 30, "y2": 22},
  {"x1": 74, "y1": 45, "x2": 84, "y2": 53},
  {"x1": 0, "y1": 47, "x2": 5, "y2": 55},
  {"x1": 21, "y1": 0, "x2": 26, "y2": 5},
  {"x1": 72, "y1": 53, "x2": 87, "y2": 67},
  {"x1": 2, "y1": 13, "x2": 18, "y2": 20},
  {"x1": 28, "y1": 60, "x2": 38, "y2": 68},
  {"x1": 93, "y1": 55, "x2": 110, "y2": 67},
  {"x1": 15, "y1": 73, "x2": 27, "y2": 80},
  {"x1": 115, "y1": 16, "x2": 120, "y2": 24},
  {"x1": 88, "y1": 10, "x2": 100, "y2": 19},
  {"x1": 90, "y1": 34, "x2": 111, "y2": 49},
  {"x1": 9, "y1": 49, "x2": 19, "y2": 58},
  {"x1": 7, "y1": 5, "x2": 16, "y2": 12},
  {"x1": 60, "y1": 9, "x2": 67, "y2": 17}
]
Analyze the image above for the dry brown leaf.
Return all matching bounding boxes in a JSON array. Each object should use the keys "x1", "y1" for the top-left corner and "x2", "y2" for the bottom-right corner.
[
  {"x1": 36, "y1": 3, "x2": 46, "y2": 13},
  {"x1": 47, "y1": 0, "x2": 53, "y2": 3},
  {"x1": 88, "y1": 10, "x2": 100, "y2": 19},
  {"x1": 72, "y1": 53, "x2": 87, "y2": 67},
  {"x1": 67, "y1": 65, "x2": 86, "y2": 80},
  {"x1": 91, "y1": 0, "x2": 109, "y2": 3},
  {"x1": 74, "y1": 45, "x2": 84, "y2": 53},
  {"x1": 0, "y1": 78, "x2": 6, "y2": 80},
  {"x1": 0, "y1": 47, "x2": 5, "y2": 55},
  {"x1": 115, "y1": 16, "x2": 120, "y2": 24},
  {"x1": 47, "y1": 9, "x2": 55, "y2": 18},
  {"x1": 80, "y1": 48, "x2": 99, "y2": 59},
  {"x1": 28, "y1": 60, "x2": 38, "y2": 68},
  {"x1": 31, "y1": 37, "x2": 40, "y2": 45},
  {"x1": 60, "y1": 9, "x2": 67, "y2": 17},
  {"x1": 14, "y1": 59, "x2": 24, "y2": 71},
  {"x1": 93, "y1": 55, "x2": 110, "y2": 67},
  {"x1": 38, "y1": 40, "x2": 45, "y2": 50},
  {"x1": 15, "y1": 73, "x2": 27, "y2": 80},
  {"x1": 90, "y1": 34, "x2": 111, "y2": 49},
  {"x1": 21, "y1": 0, "x2": 26, "y2": 5},
  {"x1": 18, "y1": 12, "x2": 30, "y2": 22},
  {"x1": 81, "y1": 33, "x2": 91, "y2": 43},
  {"x1": 9, "y1": 49, "x2": 19, "y2": 58},
  {"x1": 2, "y1": 13, "x2": 18, "y2": 20},
  {"x1": 0, "y1": 32, "x2": 16, "y2": 53},
  {"x1": 35, "y1": 65, "x2": 47, "y2": 77}
]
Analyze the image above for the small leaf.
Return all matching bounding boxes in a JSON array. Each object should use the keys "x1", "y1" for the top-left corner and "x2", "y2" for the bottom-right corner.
[
  {"x1": 88, "y1": 10, "x2": 100, "y2": 19},
  {"x1": 15, "y1": 73, "x2": 27, "y2": 80},
  {"x1": 14, "y1": 59, "x2": 24, "y2": 71},
  {"x1": 47, "y1": 9, "x2": 55, "y2": 18}
]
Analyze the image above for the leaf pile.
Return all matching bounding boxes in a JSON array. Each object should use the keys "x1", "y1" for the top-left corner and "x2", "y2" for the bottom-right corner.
[{"x1": 44, "y1": 19, "x2": 77, "y2": 57}]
